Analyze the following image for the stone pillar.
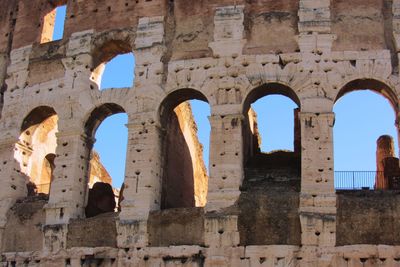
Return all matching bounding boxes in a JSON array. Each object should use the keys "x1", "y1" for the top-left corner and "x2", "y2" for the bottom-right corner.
[
  {"x1": 0, "y1": 139, "x2": 28, "y2": 248},
  {"x1": 45, "y1": 130, "x2": 92, "y2": 224},
  {"x1": 0, "y1": 140, "x2": 29, "y2": 199},
  {"x1": 300, "y1": 112, "x2": 335, "y2": 196},
  {"x1": 392, "y1": 0, "x2": 400, "y2": 73},
  {"x1": 43, "y1": 128, "x2": 93, "y2": 252},
  {"x1": 115, "y1": 16, "x2": 166, "y2": 249},
  {"x1": 204, "y1": 215, "x2": 241, "y2": 266},
  {"x1": 375, "y1": 135, "x2": 395, "y2": 190},
  {"x1": 117, "y1": 117, "x2": 163, "y2": 248},
  {"x1": 383, "y1": 157, "x2": 400, "y2": 189},
  {"x1": 206, "y1": 114, "x2": 244, "y2": 212},
  {"x1": 294, "y1": 108, "x2": 301, "y2": 153},
  {"x1": 299, "y1": 112, "x2": 336, "y2": 257},
  {"x1": 0, "y1": 46, "x2": 33, "y2": 252}
]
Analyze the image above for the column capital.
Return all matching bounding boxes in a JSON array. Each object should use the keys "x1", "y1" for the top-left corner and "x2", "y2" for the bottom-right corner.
[{"x1": 299, "y1": 112, "x2": 335, "y2": 127}]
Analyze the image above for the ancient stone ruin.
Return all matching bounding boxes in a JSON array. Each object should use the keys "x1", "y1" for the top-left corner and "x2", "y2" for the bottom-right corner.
[
  {"x1": 376, "y1": 135, "x2": 400, "y2": 190},
  {"x1": 1, "y1": 0, "x2": 400, "y2": 266}
]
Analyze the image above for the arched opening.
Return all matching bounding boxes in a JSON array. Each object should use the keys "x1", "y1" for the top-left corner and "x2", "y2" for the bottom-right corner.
[
  {"x1": 99, "y1": 54, "x2": 135, "y2": 90},
  {"x1": 83, "y1": 104, "x2": 128, "y2": 218},
  {"x1": 335, "y1": 80, "x2": 400, "y2": 246},
  {"x1": 242, "y1": 83, "x2": 301, "y2": 186},
  {"x1": 90, "y1": 40, "x2": 134, "y2": 90},
  {"x1": 40, "y1": 3, "x2": 67, "y2": 43},
  {"x1": 14, "y1": 106, "x2": 58, "y2": 196},
  {"x1": 334, "y1": 80, "x2": 399, "y2": 190},
  {"x1": 237, "y1": 84, "x2": 301, "y2": 246},
  {"x1": 87, "y1": 40, "x2": 133, "y2": 218},
  {"x1": 159, "y1": 89, "x2": 210, "y2": 210}
]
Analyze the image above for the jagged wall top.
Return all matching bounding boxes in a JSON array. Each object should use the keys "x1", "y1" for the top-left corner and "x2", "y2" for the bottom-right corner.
[{"x1": 0, "y1": 0, "x2": 397, "y2": 59}]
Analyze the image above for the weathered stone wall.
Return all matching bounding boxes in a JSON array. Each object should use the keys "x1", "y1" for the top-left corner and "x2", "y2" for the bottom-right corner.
[
  {"x1": 174, "y1": 103, "x2": 208, "y2": 207},
  {"x1": 67, "y1": 212, "x2": 118, "y2": 248},
  {"x1": 243, "y1": 108, "x2": 261, "y2": 163},
  {"x1": 332, "y1": 0, "x2": 392, "y2": 52},
  {"x1": 89, "y1": 151, "x2": 112, "y2": 187},
  {"x1": 243, "y1": 0, "x2": 299, "y2": 54},
  {"x1": 238, "y1": 190, "x2": 301, "y2": 246},
  {"x1": 162, "y1": 102, "x2": 208, "y2": 209},
  {"x1": 1, "y1": 0, "x2": 400, "y2": 266},
  {"x1": 337, "y1": 191, "x2": 400, "y2": 246},
  {"x1": 147, "y1": 207, "x2": 205, "y2": 247},
  {"x1": 27, "y1": 42, "x2": 67, "y2": 86},
  {"x1": 2, "y1": 197, "x2": 46, "y2": 253}
]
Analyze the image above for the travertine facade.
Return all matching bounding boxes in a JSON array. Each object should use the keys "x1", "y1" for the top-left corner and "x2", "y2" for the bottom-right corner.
[{"x1": 1, "y1": 0, "x2": 400, "y2": 266}]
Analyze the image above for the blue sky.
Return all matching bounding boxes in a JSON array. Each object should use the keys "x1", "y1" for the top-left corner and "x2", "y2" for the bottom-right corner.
[
  {"x1": 52, "y1": 6, "x2": 66, "y2": 41},
  {"x1": 53, "y1": 6, "x2": 399, "y2": 189},
  {"x1": 95, "y1": 54, "x2": 133, "y2": 188},
  {"x1": 333, "y1": 91, "x2": 398, "y2": 171},
  {"x1": 252, "y1": 96, "x2": 298, "y2": 152}
]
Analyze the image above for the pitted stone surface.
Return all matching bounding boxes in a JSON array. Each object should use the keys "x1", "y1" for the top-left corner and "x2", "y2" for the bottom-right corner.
[{"x1": 1, "y1": 0, "x2": 400, "y2": 266}]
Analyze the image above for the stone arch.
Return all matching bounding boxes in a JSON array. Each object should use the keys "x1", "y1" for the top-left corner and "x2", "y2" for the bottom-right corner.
[
  {"x1": 20, "y1": 106, "x2": 57, "y2": 133},
  {"x1": 241, "y1": 83, "x2": 301, "y2": 162},
  {"x1": 90, "y1": 31, "x2": 136, "y2": 90},
  {"x1": 333, "y1": 78, "x2": 400, "y2": 190},
  {"x1": 334, "y1": 78, "x2": 399, "y2": 113},
  {"x1": 84, "y1": 103, "x2": 126, "y2": 138},
  {"x1": 93, "y1": 88, "x2": 132, "y2": 112},
  {"x1": 237, "y1": 83, "x2": 302, "y2": 246},
  {"x1": 158, "y1": 88, "x2": 210, "y2": 209},
  {"x1": 83, "y1": 103, "x2": 127, "y2": 217},
  {"x1": 159, "y1": 88, "x2": 209, "y2": 125},
  {"x1": 16, "y1": 106, "x2": 58, "y2": 196},
  {"x1": 242, "y1": 82, "x2": 301, "y2": 114}
]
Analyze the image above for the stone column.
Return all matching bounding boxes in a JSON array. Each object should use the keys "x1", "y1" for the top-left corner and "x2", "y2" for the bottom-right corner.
[
  {"x1": 294, "y1": 108, "x2": 301, "y2": 153},
  {"x1": 204, "y1": 113, "x2": 243, "y2": 262},
  {"x1": 375, "y1": 135, "x2": 395, "y2": 190},
  {"x1": 206, "y1": 114, "x2": 244, "y2": 212},
  {"x1": 0, "y1": 139, "x2": 28, "y2": 252},
  {"x1": 0, "y1": 140, "x2": 29, "y2": 197},
  {"x1": 299, "y1": 112, "x2": 336, "y2": 253},
  {"x1": 0, "y1": 46, "x2": 33, "y2": 252},
  {"x1": 43, "y1": 129, "x2": 93, "y2": 251},
  {"x1": 117, "y1": 117, "x2": 163, "y2": 248},
  {"x1": 392, "y1": 0, "x2": 400, "y2": 73},
  {"x1": 204, "y1": 215, "x2": 241, "y2": 266},
  {"x1": 45, "y1": 130, "x2": 92, "y2": 224}
]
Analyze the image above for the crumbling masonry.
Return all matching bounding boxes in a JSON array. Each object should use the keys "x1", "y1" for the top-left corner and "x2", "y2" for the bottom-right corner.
[{"x1": 1, "y1": 0, "x2": 400, "y2": 266}]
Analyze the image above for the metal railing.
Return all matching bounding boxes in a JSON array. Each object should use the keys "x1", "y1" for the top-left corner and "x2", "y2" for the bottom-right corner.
[{"x1": 334, "y1": 171, "x2": 382, "y2": 190}]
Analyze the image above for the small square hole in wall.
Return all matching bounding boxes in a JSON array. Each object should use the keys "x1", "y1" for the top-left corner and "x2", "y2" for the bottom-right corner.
[{"x1": 40, "y1": 5, "x2": 67, "y2": 43}]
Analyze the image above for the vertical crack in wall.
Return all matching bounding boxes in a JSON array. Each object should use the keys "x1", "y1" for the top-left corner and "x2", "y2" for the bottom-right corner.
[
  {"x1": 383, "y1": 0, "x2": 398, "y2": 73},
  {"x1": 162, "y1": 0, "x2": 176, "y2": 84}
]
